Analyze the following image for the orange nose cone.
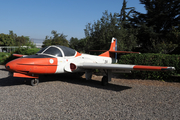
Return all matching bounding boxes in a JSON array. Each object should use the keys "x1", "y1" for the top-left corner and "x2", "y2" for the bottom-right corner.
[
  {"x1": 6, "y1": 57, "x2": 58, "y2": 74},
  {"x1": 5, "y1": 59, "x2": 18, "y2": 72}
]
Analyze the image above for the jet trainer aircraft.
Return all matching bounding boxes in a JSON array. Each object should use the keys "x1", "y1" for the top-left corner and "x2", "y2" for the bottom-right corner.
[{"x1": 5, "y1": 37, "x2": 175, "y2": 86}]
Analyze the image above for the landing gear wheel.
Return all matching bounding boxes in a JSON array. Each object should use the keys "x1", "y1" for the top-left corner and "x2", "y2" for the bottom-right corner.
[
  {"x1": 101, "y1": 76, "x2": 108, "y2": 86},
  {"x1": 31, "y1": 78, "x2": 39, "y2": 86}
]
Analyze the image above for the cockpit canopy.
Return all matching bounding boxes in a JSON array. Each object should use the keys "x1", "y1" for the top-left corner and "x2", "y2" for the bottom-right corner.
[{"x1": 37, "y1": 45, "x2": 76, "y2": 57}]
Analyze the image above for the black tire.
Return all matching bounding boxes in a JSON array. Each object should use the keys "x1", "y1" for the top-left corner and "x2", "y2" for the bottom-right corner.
[
  {"x1": 31, "y1": 78, "x2": 39, "y2": 86},
  {"x1": 101, "y1": 76, "x2": 108, "y2": 86}
]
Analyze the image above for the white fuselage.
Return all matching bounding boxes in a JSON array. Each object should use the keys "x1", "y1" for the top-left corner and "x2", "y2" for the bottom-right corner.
[{"x1": 55, "y1": 53, "x2": 113, "y2": 73}]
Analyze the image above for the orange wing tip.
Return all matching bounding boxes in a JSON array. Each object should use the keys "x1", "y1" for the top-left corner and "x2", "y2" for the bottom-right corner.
[
  {"x1": 161, "y1": 67, "x2": 175, "y2": 71},
  {"x1": 13, "y1": 54, "x2": 25, "y2": 57},
  {"x1": 133, "y1": 66, "x2": 175, "y2": 71}
]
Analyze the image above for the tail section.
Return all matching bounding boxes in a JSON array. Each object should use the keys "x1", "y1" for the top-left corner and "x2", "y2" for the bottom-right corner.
[
  {"x1": 99, "y1": 37, "x2": 117, "y2": 58},
  {"x1": 109, "y1": 37, "x2": 117, "y2": 51},
  {"x1": 99, "y1": 37, "x2": 140, "y2": 58}
]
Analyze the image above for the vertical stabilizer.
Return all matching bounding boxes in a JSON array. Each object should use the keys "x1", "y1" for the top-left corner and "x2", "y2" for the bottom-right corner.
[
  {"x1": 99, "y1": 37, "x2": 117, "y2": 58},
  {"x1": 109, "y1": 37, "x2": 117, "y2": 51}
]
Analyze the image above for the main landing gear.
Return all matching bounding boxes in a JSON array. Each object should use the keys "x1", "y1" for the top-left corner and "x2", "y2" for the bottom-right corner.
[
  {"x1": 30, "y1": 78, "x2": 39, "y2": 86},
  {"x1": 101, "y1": 76, "x2": 108, "y2": 86},
  {"x1": 101, "y1": 70, "x2": 112, "y2": 86}
]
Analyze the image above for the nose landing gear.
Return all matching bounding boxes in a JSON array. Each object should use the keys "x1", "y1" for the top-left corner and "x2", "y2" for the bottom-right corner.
[{"x1": 30, "y1": 78, "x2": 39, "y2": 86}]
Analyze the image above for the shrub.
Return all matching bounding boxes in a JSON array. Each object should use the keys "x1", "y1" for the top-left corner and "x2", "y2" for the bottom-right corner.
[
  {"x1": 14, "y1": 47, "x2": 40, "y2": 55},
  {"x1": 0, "y1": 52, "x2": 11, "y2": 64},
  {"x1": 1, "y1": 47, "x2": 40, "y2": 65}
]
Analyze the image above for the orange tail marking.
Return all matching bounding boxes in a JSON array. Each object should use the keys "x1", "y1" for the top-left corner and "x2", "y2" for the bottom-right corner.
[
  {"x1": 75, "y1": 52, "x2": 82, "y2": 57},
  {"x1": 99, "y1": 37, "x2": 116, "y2": 57}
]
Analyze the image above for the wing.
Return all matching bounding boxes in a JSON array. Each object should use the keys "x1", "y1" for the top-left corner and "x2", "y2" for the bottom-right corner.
[
  {"x1": 13, "y1": 54, "x2": 26, "y2": 57},
  {"x1": 69, "y1": 63, "x2": 175, "y2": 72}
]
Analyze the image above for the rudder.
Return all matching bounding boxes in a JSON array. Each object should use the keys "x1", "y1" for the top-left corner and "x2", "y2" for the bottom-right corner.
[{"x1": 99, "y1": 37, "x2": 117, "y2": 58}]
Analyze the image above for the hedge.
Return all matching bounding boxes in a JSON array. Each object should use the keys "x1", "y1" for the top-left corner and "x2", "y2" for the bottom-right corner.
[
  {"x1": 0, "y1": 48, "x2": 40, "y2": 65},
  {"x1": 118, "y1": 53, "x2": 180, "y2": 80},
  {"x1": 0, "y1": 52, "x2": 11, "y2": 64},
  {"x1": 14, "y1": 47, "x2": 40, "y2": 55}
]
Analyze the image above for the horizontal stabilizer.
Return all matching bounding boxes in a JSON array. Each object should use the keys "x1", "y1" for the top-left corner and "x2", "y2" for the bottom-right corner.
[
  {"x1": 109, "y1": 51, "x2": 140, "y2": 54},
  {"x1": 90, "y1": 50, "x2": 140, "y2": 54},
  {"x1": 89, "y1": 50, "x2": 107, "y2": 52}
]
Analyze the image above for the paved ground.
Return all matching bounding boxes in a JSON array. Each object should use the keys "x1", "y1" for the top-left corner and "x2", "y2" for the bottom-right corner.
[{"x1": 0, "y1": 65, "x2": 180, "y2": 120}]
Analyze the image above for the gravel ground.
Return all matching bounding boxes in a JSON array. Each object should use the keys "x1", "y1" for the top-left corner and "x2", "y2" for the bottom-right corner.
[{"x1": 0, "y1": 65, "x2": 180, "y2": 120}]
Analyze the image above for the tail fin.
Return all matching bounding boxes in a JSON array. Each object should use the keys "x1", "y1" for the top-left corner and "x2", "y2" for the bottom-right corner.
[
  {"x1": 109, "y1": 37, "x2": 117, "y2": 51},
  {"x1": 99, "y1": 37, "x2": 117, "y2": 58},
  {"x1": 99, "y1": 37, "x2": 140, "y2": 58}
]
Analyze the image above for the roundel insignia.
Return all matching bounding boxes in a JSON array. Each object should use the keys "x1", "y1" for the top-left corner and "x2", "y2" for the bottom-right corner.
[{"x1": 49, "y1": 59, "x2": 54, "y2": 64}]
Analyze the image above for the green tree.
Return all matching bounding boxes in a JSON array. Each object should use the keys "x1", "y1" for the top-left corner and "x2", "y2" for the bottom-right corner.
[
  {"x1": 24, "y1": 36, "x2": 36, "y2": 48},
  {"x1": 131, "y1": 0, "x2": 180, "y2": 53},
  {"x1": 69, "y1": 37, "x2": 79, "y2": 50},
  {"x1": 84, "y1": 11, "x2": 120, "y2": 51},
  {"x1": 42, "y1": 30, "x2": 69, "y2": 47},
  {"x1": 14, "y1": 35, "x2": 36, "y2": 48},
  {"x1": 84, "y1": 1, "x2": 137, "y2": 52},
  {"x1": 15, "y1": 36, "x2": 28, "y2": 46},
  {"x1": 42, "y1": 36, "x2": 52, "y2": 47},
  {"x1": 0, "y1": 33, "x2": 14, "y2": 46},
  {"x1": 9, "y1": 30, "x2": 17, "y2": 41},
  {"x1": 117, "y1": 0, "x2": 138, "y2": 51},
  {"x1": 77, "y1": 38, "x2": 88, "y2": 53}
]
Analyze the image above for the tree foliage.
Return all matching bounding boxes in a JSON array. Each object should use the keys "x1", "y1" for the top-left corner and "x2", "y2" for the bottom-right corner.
[
  {"x1": 83, "y1": 0, "x2": 179, "y2": 54},
  {"x1": 0, "y1": 33, "x2": 14, "y2": 46},
  {"x1": 69, "y1": 37, "x2": 79, "y2": 50},
  {"x1": 131, "y1": 0, "x2": 180, "y2": 53},
  {"x1": 42, "y1": 30, "x2": 69, "y2": 47},
  {"x1": 84, "y1": 0, "x2": 137, "y2": 53},
  {"x1": 0, "y1": 30, "x2": 35, "y2": 48}
]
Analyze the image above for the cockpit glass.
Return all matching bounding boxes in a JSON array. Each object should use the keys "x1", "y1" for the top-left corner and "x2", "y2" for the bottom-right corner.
[
  {"x1": 37, "y1": 46, "x2": 48, "y2": 53},
  {"x1": 43, "y1": 47, "x2": 62, "y2": 57},
  {"x1": 56, "y1": 45, "x2": 76, "y2": 56}
]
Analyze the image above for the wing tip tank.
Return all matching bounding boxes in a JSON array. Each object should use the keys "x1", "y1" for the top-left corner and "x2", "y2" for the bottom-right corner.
[{"x1": 161, "y1": 67, "x2": 175, "y2": 71}]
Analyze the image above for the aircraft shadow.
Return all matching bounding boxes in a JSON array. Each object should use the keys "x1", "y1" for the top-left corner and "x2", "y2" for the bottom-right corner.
[
  {"x1": 0, "y1": 68, "x2": 8, "y2": 72},
  {"x1": 0, "y1": 76, "x2": 27, "y2": 86},
  {"x1": 39, "y1": 74, "x2": 132, "y2": 92},
  {"x1": 0, "y1": 74, "x2": 131, "y2": 92}
]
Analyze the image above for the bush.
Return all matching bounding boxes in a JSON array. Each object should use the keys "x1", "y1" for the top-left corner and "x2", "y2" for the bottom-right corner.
[
  {"x1": 1, "y1": 47, "x2": 40, "y2": 65},
  {"x1": 118, "y1": 53, "x2": 180, "y2": 80},
  {"x1": 14, "y1": 47, "x2": 40, "y2": 55},
  {"x1": 0, "y1": 52, "x2": 11, "y2": 64}
]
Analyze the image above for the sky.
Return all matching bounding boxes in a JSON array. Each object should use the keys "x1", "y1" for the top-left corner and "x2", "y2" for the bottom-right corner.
[{"x1": 0, "y1": 0, "x2": 146, "y2": 44}]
